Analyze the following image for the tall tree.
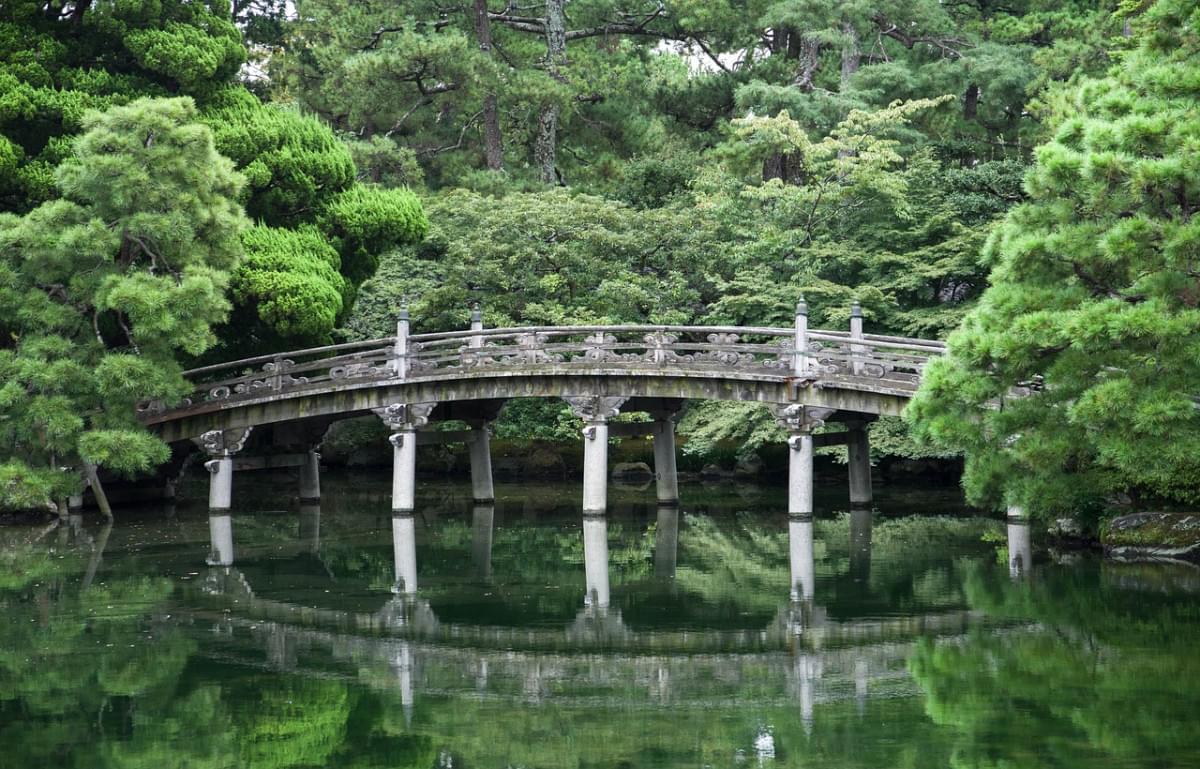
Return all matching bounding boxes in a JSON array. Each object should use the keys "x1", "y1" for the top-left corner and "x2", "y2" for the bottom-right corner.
[
  {"x1": 906, "y1": 0, "x2": 1200, "y2": 518},
  {"x1": 474, "y1": 0, "x2": 504, "y2": 170},
  {"x1": 0, "y1": 98, "x2": 246, "y2": 510}
]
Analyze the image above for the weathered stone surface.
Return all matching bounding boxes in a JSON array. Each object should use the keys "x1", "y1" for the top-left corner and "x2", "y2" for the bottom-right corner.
[
  {"x1": 734, "y1": 455, "x2": 764, "y2": 478},
  {"x1": 611, "y1": 461, "x2": 653, "y2": 480},
  {"x1": 1103, "y1": 512, "x2": 1200, "y2": 562},
  {"x1": 522, "y1": 447, "x2": 568, "y2": 478}
]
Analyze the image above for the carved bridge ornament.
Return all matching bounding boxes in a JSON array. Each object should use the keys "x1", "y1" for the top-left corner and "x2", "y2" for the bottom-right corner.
[
  {"x1": 454, "y1": 331, "x2": 797, "y2": 371},
  {"x1": 162, "y1": 324, "x2": 941, "y2": 413}
]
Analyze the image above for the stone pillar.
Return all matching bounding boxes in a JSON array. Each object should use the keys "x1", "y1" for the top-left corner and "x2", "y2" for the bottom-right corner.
[
  {"x1": 565, "y1": 396, "x2": 627, "y2": 515},
  {"x1": 208, "y1": 513, "x2": 234, "y2": 566},
  {"x1": 772, "y1": 405, "x2": 832, "y2": 517},
  {"x1": 788, "y1": 515, "x2": 815, "y2": 602},
  {"x1": 392, "y1": 302, "x2": 410, "y2": 379},
  {"x1": 207, "y1": 458, "x2": 234, "y2": 510},
  {"x1": 849, "y1": 301, "x2": 865, "y2": 376},
  {"x1": 391, "y1": 431, "x2": 417, "y2": 512},
  {"x1": 394, "y1": 643, "x2": 414, "y2": 727},
  {"x1": 1007, "y1": 505, "x2": 1032, "y2": 579},
  {"x1": 469, "y1": 425, "x2": 495, "y2": 503},
  {"x1": 299, "y1": 450, "x2": 321, "y2": 502},
  {"x1": 855, "y1": 656, "x2": 868, "y2": 717},
  {"x1": 392, "y1": 513, "x2": 418, "y2": 594},
  {"x1": 472, "y1": 503, "x2": 495, "y2": 581},
  {"x1": 67, "y1": 493, "x2": 84, "y2": 511},
  {"x1": 469, "y1": 300, "x2": 484, "y2": 349},
  {"x1": 582, "y1": 514, "x2": 610, "y2": 608},
  {"x1": 652, "y1": 416, "x2": 679, "y2": 505},
  {"x1": 793, "y1": 295, "x2": 810, "y2": 377},
  {"x1": 654, "y1": 504, "x2": 679, "y2": 579},
  {"x1": 299, "y1": 503, "x2": 321, "y2": 553},
  {"x1": 849, "y1": 507, "x2": 872, "y2": 582},
  {"x1": 846, "y1": 423, "x2": 872, "y2": 507},
  {"x1": 374, "y1": 403, "x2": 436, "y2": 513},
  {"x1": 789, "y1": 432, "x2": 814, "y2": 516},
  {"x1": 195, "y1": 428, "x2": 253, "y2": 512}
]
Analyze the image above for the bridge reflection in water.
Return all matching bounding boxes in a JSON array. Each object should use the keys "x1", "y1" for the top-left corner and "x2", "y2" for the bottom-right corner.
[
  {"x1": 142, "y1": 300, "x2": 988, "y2": 524},
  {"x1": 198, "y1": 503, "x2": 1032, "y2": 733}
]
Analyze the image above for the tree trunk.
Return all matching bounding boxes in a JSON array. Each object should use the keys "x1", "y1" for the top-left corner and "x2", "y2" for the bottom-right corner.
[
  {"x1": 964, "y1": 83, "x2": 979, "y2": 120},
  {"x1": 473, "y1": 0, "x2": 504, "y2": 170},
  {"x1": 535, "y1": 0, "x2": 567, "y2": 185},
  {"x1": 840, "y1": 23, "x2": 860, "y2": 90},
  {"x1": 84, "y1": 463, "x2": 113, "y2": 520}
]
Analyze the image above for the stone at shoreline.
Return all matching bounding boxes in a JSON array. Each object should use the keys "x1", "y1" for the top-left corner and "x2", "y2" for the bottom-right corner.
[
  {"x1": 1103, "y1": 512, "x2": 1200, "y2": 563},
  {"x1": 611, "y1": 461, "x2": 653, "y2": 480},
  {"x1": 734, "y1": 456, "x2": 763, "y2": 478},
  {"x1": 522, "y1": 448, "x2": 568, "y2": 478}
]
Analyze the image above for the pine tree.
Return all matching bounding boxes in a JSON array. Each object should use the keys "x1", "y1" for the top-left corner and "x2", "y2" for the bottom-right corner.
[
  {"x1": 907, "y1": 0, "x2": 1200, "y2": 518},
  {"x1": 0, "y1": 98, "x2": 247, "y2": 511}
]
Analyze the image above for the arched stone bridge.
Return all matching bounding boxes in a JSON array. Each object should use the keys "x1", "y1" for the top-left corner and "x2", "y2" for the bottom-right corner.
[{"x1": 142, "y1": 301, "x2": 945, "y2": 515}]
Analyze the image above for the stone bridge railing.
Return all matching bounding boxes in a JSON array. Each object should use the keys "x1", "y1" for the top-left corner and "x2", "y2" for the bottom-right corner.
[{"x1": 167, "y1": 302, "x2": 945, "y2": 411}]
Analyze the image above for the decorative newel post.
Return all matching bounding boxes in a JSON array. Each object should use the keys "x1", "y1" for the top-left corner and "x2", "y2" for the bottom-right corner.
[
  {"x1": 393, "y1": 301, "x2": 410, "y2": 380},
  {"x1": 849, "y1": 301, "x2": 865, "y2": 376},
  {"x1": 470, "y1": 301, "x2": 483, "y2": 350},
  {"x1": 794, "y1": 296, "x2": 809, "y2": 377}
]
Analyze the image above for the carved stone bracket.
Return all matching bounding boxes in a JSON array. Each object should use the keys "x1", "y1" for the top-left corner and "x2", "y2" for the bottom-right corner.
[
  {"x1": 195, "y1": 427, "x2": 254, "y2": 457},
  {"x1": 373, "y1": 402, "x2": 437, "y2": 431},
  {"x1": 564, "y1": 395, "x2": 628, "y2": 423},
  {"x1": 769, "y1": 404, "x2": 835, "y2": 435}
]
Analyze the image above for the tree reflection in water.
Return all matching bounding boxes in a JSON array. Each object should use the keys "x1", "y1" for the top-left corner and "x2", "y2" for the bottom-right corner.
[{"x1": 0, "y1": 494, "x2": 1197, "y2": 768}]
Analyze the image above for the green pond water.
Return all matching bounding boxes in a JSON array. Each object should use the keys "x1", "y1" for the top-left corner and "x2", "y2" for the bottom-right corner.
[{"x1": 2, "y1": 474, "x2": 1199, "y2": 768}]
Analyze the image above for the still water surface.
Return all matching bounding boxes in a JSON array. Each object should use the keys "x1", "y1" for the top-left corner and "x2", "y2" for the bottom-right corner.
[{"x1": 2, "y1": 476, "x2": 1199, "y2": 768}]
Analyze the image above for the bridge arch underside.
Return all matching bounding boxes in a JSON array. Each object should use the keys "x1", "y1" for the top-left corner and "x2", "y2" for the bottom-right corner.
[{"x1": 150, "y1": 369, "x2": 911, "y2": 444}]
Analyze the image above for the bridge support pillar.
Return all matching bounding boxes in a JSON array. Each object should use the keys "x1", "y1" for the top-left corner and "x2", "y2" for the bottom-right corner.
[
  {"x1": 207, "y1": 512, "x2": 235, "y2": 566},
  {"x1": 469, "y1": 425, "x2": 494, "y2": 503},
  {"x1": 194, "y1": 428, "x2": 253, "y2": 512},
  {"x1": 299, "y1": 450, "x2": 321, "y2": 502},
  {"x1": 373, "y1": 403, "x2": 436, "y2": 514},
  {"x1": 392, "y1": 513, "x2": 418, "y2": 594},
  {"x1": 1006, "y1": 505, "x2": 1031, "y2": 579},
  {"x1": 390, "y1": 431, "x2": 417, "y2": 513},
  {"x1": 652, "y1": 415, "x2": 679, "y2": 506},
  {"x1": 565, "y1": 396, "x2": 628, "y2": 514},
  {"x1": 771, "y1": 405, "x2": 831, "y2": 517},
  {"x1": 846, "y1": 423, "x2": 872, "y2": 507},
  {"x1": 583, "y1": 514, "x2": 610, "y2": 608}
]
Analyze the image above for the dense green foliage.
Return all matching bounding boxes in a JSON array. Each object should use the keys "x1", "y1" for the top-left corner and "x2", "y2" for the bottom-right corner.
[
  {"x1": 0, "y1": 98, "x2": 246, "y2": 508},
  {"x1": 2, "y1": 0, "x2": 1194, "y2": 512},
  {"x1": 907, "y1": 0, "x2": 1200, "y2": 517}
]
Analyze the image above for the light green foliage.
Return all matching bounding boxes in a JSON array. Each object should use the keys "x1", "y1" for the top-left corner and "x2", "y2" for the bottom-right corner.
[
  {"x1": 907, "y1": 0, "x2": 1200, "y2": 517},
  {"x1": 198, "y1": 88, "x2": 429, "y2": 351},
  {"x1": 343, "y1": 188, "x2": 703, "y2": 337},
  {"x1": 0, "y1": 0, "x2": 243, "y2": 212},
  {"x1": 203, "y1": 87, "x2": 356, "y2": 226},
  {"x1": 0, "y1": 98, "x2": 246, "y2": 509},
  {"x1": 235, "y1": 225, "x2": 347, "y2": 339},
  {"x1": 321, "y1": 185, "x2": 429, "y2": 286},
  {"x1": 910, "y1": 560, "x2": 1200, "y2": 767}
]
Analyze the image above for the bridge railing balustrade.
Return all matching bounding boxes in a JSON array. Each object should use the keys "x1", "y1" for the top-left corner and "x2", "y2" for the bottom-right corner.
[{"x1": 151, "y1": 311, "x2": 945, "y2": 413}]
